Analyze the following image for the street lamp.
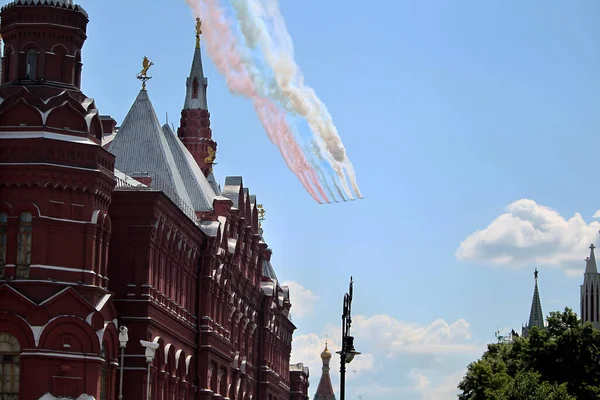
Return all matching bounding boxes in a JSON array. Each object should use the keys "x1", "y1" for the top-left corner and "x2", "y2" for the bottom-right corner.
[
  {"x1": 336, "y1": 277, "x2": 360, "y2": 400},
  {"x1": 118, "y1": 326, "x2": 129, "y2": 400},
  {"x1": 140, "y1": 340, "x2": 159, "y2": 400}
]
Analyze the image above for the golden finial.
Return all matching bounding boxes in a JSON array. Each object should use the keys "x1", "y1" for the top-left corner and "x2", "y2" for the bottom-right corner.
[
  {"x1": 136, "y1": 56, "x2": 154, "y2": 90},
  {"x1": 321, "y1": 339, "x2": 332, "y2": 360},
  {"x1": 204, "y1": 146, "x2": 216, "y2": 165},
  {"x1": 195, "y1": 18, "x2": 203, "y2": 49},
  {"x1": 257, "y1": 204, "x2": 266, "y2": 228}
]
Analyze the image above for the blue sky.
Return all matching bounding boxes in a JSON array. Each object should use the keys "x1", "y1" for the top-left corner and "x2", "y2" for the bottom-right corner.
[{"x1": 78, "y1": 0, "x2": 600, "y2": 398}]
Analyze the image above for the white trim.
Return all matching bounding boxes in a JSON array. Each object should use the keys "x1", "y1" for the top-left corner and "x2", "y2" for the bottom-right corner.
[
  {"x1": 38, "y1": 215, "x2": 91, "y2": 224},
  {"x1": 95, "y1": 293, "x2": 111, "y2": 311},
  {"x1": 29, "y1": 264, "x2": 97, "y2": 275},
  {"x1": 0, "y1": 162, "x2": 101, "y2": 173},
  {"x1": 0, "y1": 131, "x2": 97, "y2": 145},
  {"x1": 31, "y1": 326, "x2": 44, "y2": 347},
  {"x1": 21, "y1": 350, "x2": 104, "y2": 362}
]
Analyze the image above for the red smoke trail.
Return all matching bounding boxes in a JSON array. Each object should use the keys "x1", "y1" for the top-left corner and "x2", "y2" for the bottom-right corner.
[{"x1": 185, "y1": 0, "x2": 328, "y2": 203}]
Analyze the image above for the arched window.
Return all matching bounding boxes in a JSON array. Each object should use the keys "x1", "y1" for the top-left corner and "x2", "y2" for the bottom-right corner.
[
  {"x1": 25, "y1": 49, "x2": 37, "y2": 80},
  {"x1": 74, "y1": 53, "x2": 82, "y2": 87},
  {"x1": 192, "y1": 78, "x2": 199, "y2": 99},
  {"x1": 2, "y1": 49, "x2": 13, "y2": 83},
  {"x1": 99, "y1": 345, "x2": 108, "y2": 400},
  {"x1": 0, "y1": 213, "x2": 7, "y2": 277},
  {"x1": 0, "y1": 332, "x2": 21, "y2": 399},
  {"x1": 16, "y1": 212, "x2": 32, "y2": 279}
]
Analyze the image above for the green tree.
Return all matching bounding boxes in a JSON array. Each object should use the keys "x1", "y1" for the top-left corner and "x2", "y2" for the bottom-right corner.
[{"x1": 458, "y1": 308, "x2": 600, "y2": 400}]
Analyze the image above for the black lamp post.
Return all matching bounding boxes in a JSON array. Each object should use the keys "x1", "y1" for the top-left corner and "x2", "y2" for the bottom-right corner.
[{"x1": 336, "y1": 277, "x2": 360, "y2": 400}]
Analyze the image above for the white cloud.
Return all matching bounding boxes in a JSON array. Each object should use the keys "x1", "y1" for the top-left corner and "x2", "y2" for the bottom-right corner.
[
  {"x1": 410, "y1": 369, "x2": 465, "y2": 400},
  {"x1": 290, "y1": 315, "x2": 477, "y2": 397},
  {"x1": 456, "y1": 199, "x2": 600, "y2": 272},
  {"x1": 283, "y1": 280, "x2": 319, "y2": 318},
  {"x1": 351, "y1": 315, "x2": 480, "y2": 356}
]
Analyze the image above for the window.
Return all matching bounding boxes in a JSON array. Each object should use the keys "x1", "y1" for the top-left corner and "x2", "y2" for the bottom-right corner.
[
  {"x1": 192, "y1": 78, "x2": 199, "y2": 99},
  {"x1": 25, "y1": 49, "x2": 37, "y2": 80},
  {"x1": 2, "y1": 50, "x2": 12, "y2": 83},
  {"x1": 0, "y1": 333, "x2": 20, "y2": 400},
  {"x1": 99, "y1": 345, "x2": 108, "y2": 400},
  {"x1": 0, "y1": 213, "x2": 7, "y2": 278},
  {"x1": 74, "y1": 54, "x2": 82, "y2": 87},
  {"x1": 16, "y1": 212, "x2": 32, "y2": 279}
]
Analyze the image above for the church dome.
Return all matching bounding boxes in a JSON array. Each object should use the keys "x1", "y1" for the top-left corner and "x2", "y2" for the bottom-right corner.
[{"x1": 320, "y1": 343, "x2": 332, "y2": 360}]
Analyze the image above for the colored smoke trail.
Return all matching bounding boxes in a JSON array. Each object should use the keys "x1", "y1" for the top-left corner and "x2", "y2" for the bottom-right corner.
[
  {"x1": 230, "y1": 0, "x2": 362, "y2": 199},
  {"x1": 184, "y1": 0, "x2": 329, "y2": 203}
]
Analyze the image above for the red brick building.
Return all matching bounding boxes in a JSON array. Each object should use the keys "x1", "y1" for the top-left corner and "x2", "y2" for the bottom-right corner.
[{"x1": 0, "y1": 1, "x2": 310, "y2": 399}]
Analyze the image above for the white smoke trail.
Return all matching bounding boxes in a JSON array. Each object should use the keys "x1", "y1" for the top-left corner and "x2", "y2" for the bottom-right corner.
[
  {"x1": 184, "y1": 0, "x2": 329, "y2": 203},
  {"x1": 230, "y1": 0, "x2": 361, "y2": 199}
]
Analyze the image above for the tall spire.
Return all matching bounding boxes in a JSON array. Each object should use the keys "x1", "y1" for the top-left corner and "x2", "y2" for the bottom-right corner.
[
  {"x1": 581, "y1": 242, "x2": 600, "y2": 329},
  {"x1": 522, "y1": 269, "x2": 544, "y2": 337},
  {"x1": 528, "y1": 269, "x2": 544, "y2": 329},
  {"x1": 314, "y1": 343, "x2": 336, "y2": 400},
  {"x1": 585, "y1": 243, "x2": 598, "y2": 274},
  {"x1": 177, "y1": 17, "x2": 216, "y2": 177},
  {"x1": 185, "y1": 17, "x2": 208, "y2": 111}
]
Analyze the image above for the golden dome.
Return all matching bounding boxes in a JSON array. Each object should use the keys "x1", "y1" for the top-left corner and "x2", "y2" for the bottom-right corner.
[{"x1": 320, "y1": 343, "x2": 332, "y2": 360}]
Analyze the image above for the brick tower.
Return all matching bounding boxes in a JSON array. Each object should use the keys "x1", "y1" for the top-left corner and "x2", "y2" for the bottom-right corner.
[
  {"x1": 0, "y1": 1, "x2": 119, "y2": 399},
  {"x1": 177, "y1": 18, "x2": 216, "y2": 177}
]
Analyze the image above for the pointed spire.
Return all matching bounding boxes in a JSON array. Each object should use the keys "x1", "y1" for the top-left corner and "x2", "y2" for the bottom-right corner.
[
  {"x1": 527, "y1": 268, "x2": 544, "y2": 331},
  {"x1": 184, "y1": 18, "x2": 208, "y2": 111},
  {"x1": 585, "y1": 243, "x2": 598, "y2": 274},
  {"x1": 314, "y1": 342, "x2": 336, "y2": 400}
]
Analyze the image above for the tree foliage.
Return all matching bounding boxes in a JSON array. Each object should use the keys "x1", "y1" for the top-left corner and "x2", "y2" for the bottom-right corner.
[{"x1": 458, "y1": 308, "x2": 600, "y2": 400}]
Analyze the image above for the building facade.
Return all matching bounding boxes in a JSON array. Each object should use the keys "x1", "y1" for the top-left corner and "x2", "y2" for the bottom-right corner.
[{"x1": 0, "y1": 1, "x2": 309, "y2": 399}]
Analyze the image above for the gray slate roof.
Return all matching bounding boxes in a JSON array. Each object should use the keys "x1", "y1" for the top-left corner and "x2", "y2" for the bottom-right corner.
[
  {"x1": 108, "y1": 90, "x2": 194, "y2": 211},
  {"x1": 162, "y1": 124, "x2": 216, "y2": 211},
  {"x1": 207, "y1": 173, "x2": 221, "y2": 195},
  {"x1": 222, "y1": 176, "x2": 243, "y2": 208},
  {"x1": 263, "y1": 260, "x2": 278, "y2": 281}
]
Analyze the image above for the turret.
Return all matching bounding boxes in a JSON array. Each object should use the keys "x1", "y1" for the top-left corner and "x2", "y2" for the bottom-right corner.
[
  {"x1": 177, "y1": 18, "x2": 217, "y2": 177},
  {"x1": 0, "y1": 0, "x2": 115, "y2": 288},
  {"x1": 1, "y1": 0, "x2": 88, "y2": 88}
]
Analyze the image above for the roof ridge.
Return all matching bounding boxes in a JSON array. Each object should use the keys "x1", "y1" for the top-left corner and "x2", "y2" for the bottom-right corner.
[
  {"x1": 161, "y1": 123, "x2": 216, "y2": 212},
  {"x1": 109, "y1": 90, "x2": 194, "y2": 213}
]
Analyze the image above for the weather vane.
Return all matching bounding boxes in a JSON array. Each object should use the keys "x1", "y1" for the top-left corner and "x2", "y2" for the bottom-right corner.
[
  {"x1": 136, "y1": 56, "x2": 154, "y2": 90},
  {"x1": 257, "y1": 204, "x2": 266, "y2": 228},
  {"x1": 195, "y1": 18, "x2": 203, "y2": 48}
]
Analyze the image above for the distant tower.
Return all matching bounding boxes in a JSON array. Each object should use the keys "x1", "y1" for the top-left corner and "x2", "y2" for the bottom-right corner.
[
  {"x1": 314, "y1": 342, "x2": 336, "y2": 400},
  {"x1": 177, "y1": 18, "x2": 217, "y2": 177},
  {"x1": 581, "y1": 243, "x2": 600, "y2": 329},
  {"x1": 522, "y1": 268, "x2": 545, "y2": 337}
]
